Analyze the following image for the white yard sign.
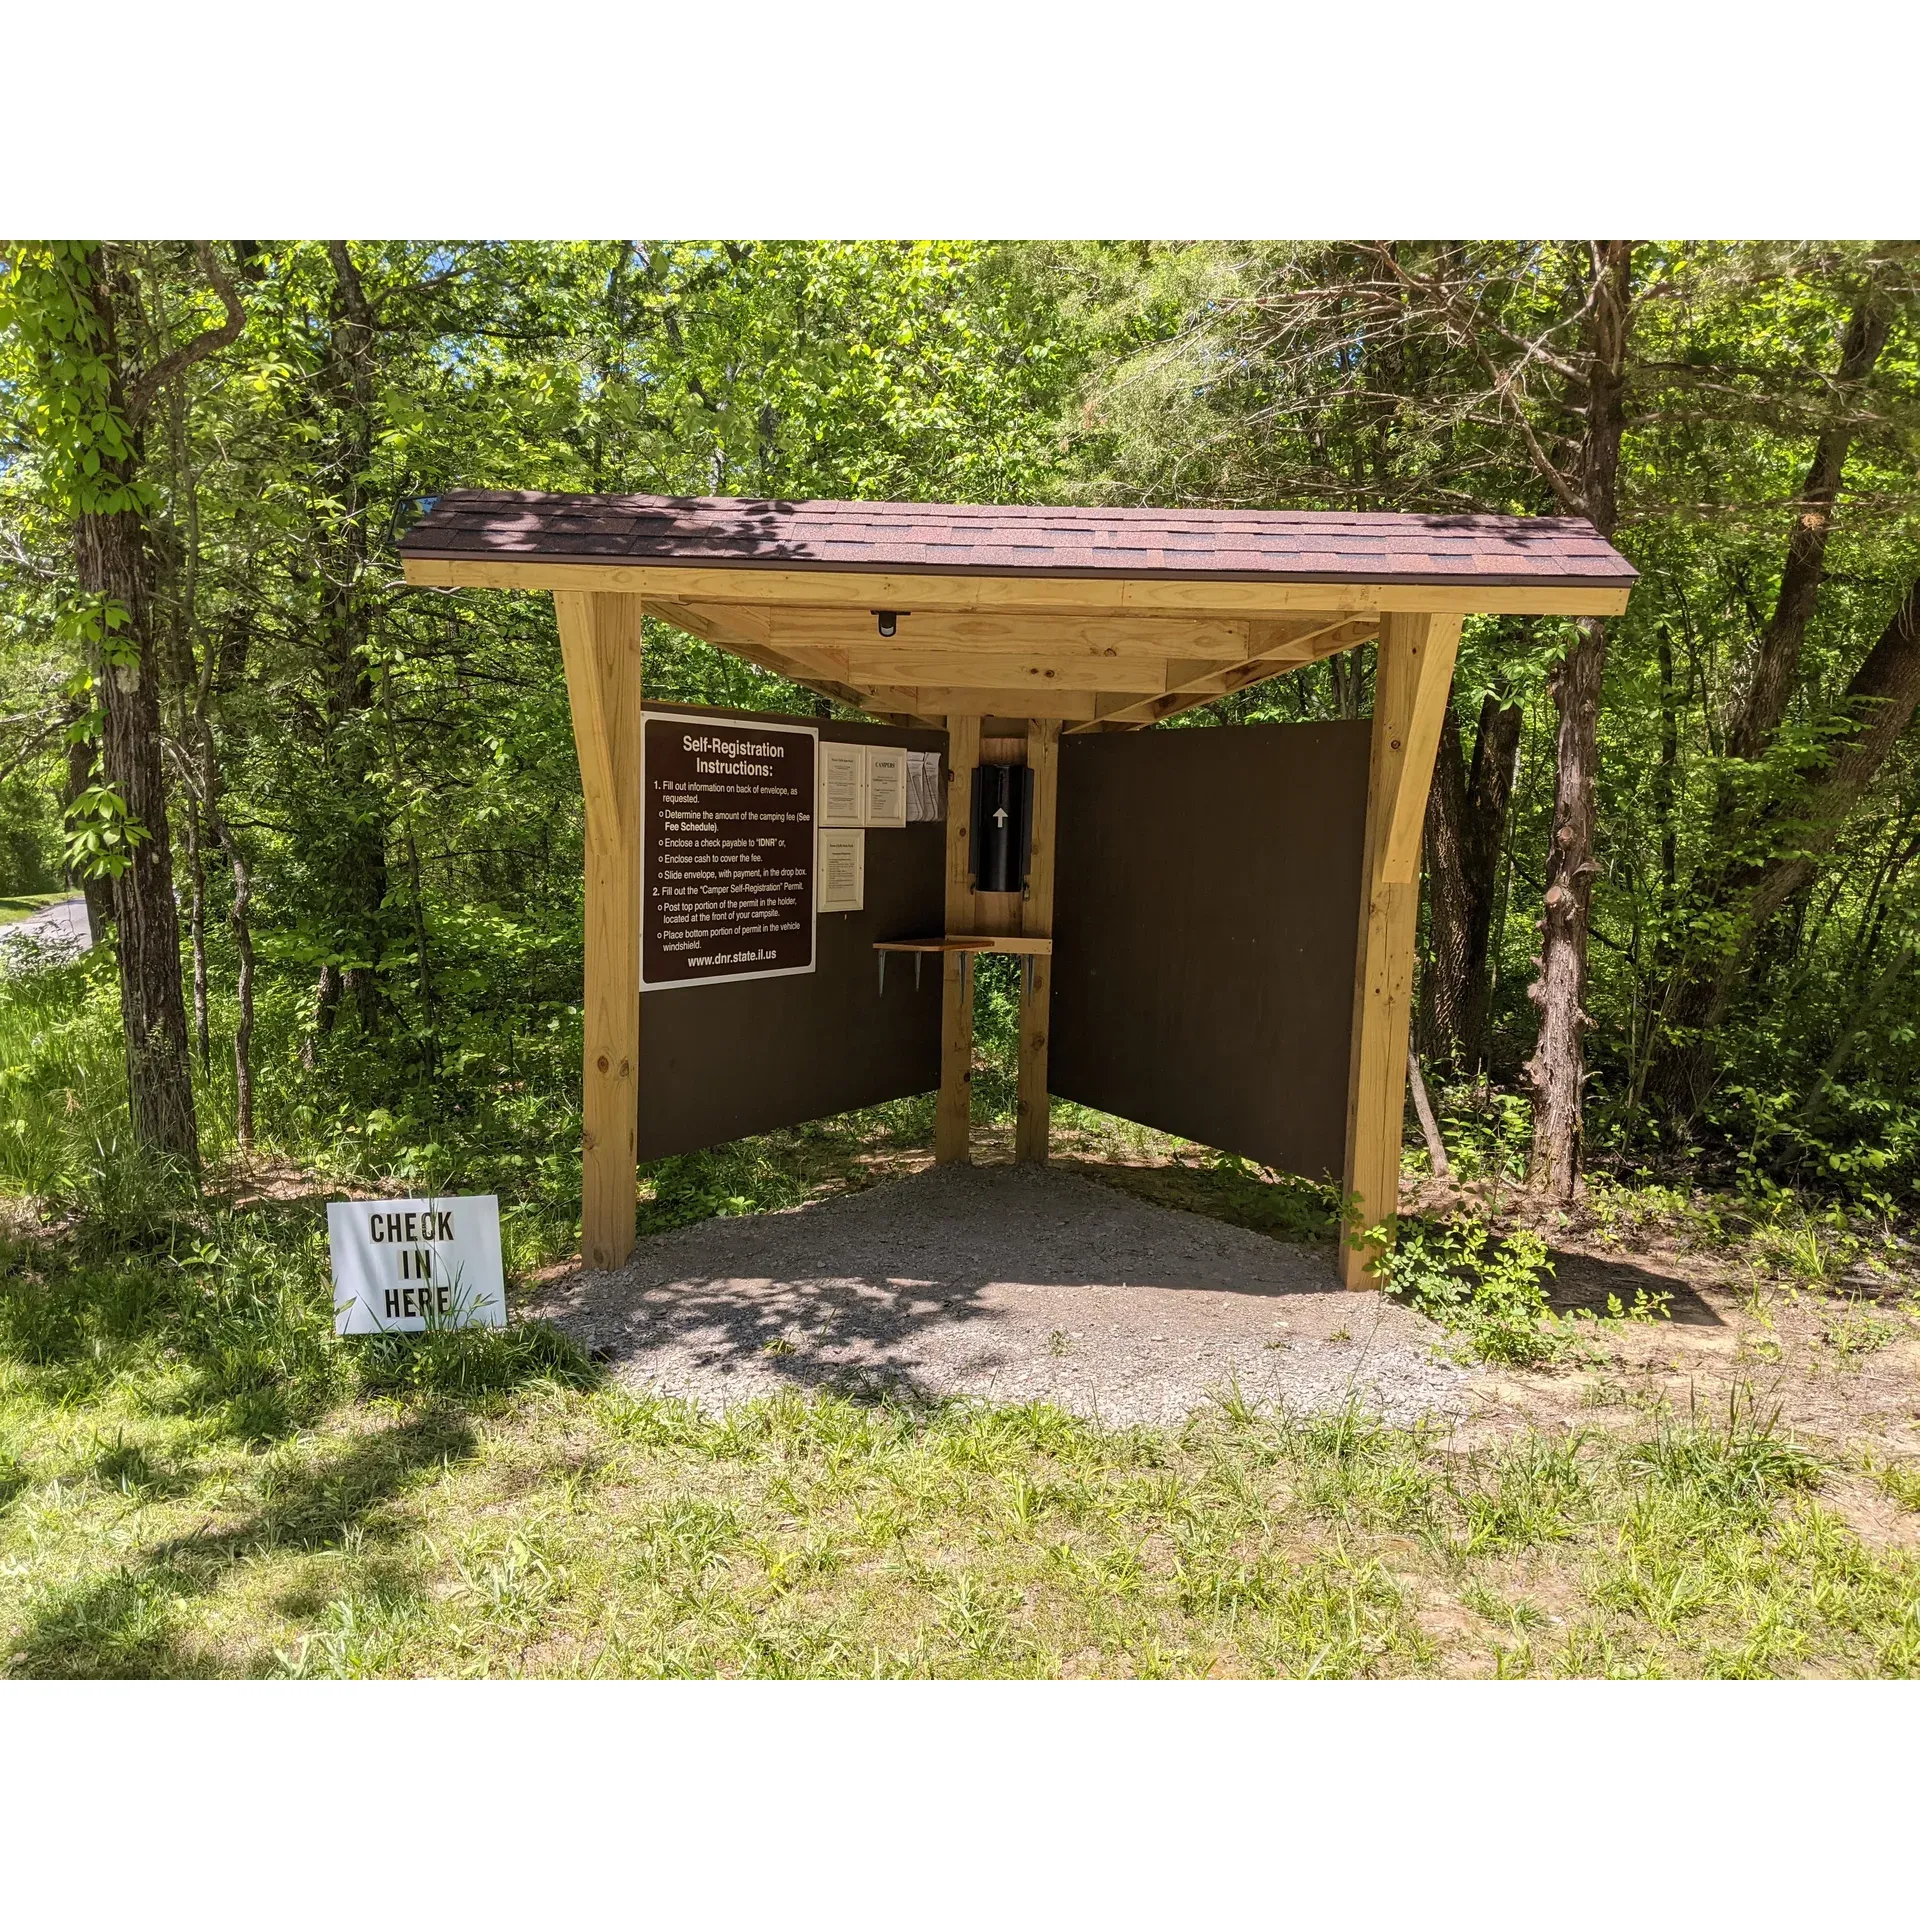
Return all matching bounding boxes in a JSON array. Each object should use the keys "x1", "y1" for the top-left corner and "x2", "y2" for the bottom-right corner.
[{"x1": 327, "y1": 1195, "x2": 506, "y2": 1335}]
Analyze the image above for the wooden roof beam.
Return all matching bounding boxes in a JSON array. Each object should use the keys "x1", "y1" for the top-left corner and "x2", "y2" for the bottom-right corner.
[
  {"x1": 649, "y1": 596, "x2": 920, "y2": 725},
  {"x1": 858, "y1": 686, "x2": 1098, "y2": 721},
  {"x1": 762, "y1": 607, "x2": 1267, "y2": 658},
  {"x1": 404, "y1": 557, "x2": 1633, "y2": 620},
  {"x1": 1068, "y1": 617, "x2": 1370, "y2": 733},
  {"x1": 793, "y1": 646, "x2": 1184, "y2": 696}
]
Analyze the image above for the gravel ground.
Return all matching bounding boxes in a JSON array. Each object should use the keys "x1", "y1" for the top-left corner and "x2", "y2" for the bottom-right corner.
[{"x1": 536, "y1": 1163, "x2": 1472, "y2": 1426}]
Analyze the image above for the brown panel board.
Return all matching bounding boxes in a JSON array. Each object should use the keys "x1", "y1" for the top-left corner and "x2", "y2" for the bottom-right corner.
[
  {"x1": 637, "y1": 703, "x2": 945, "y2": 1160},
  {"x1": 1048, "y1": 721, "x2": 1369, "y2": 1180}
]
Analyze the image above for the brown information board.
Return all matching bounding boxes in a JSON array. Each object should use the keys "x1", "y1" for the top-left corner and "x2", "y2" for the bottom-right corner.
[
  {"x1": 642, "y1": 712, "x2": 818, "y2": 990},
  {"x1": 1049, "y1": 720, "x2": 1368, "y2": 1182},
  {"x1": 636, "y1": 702, "x2": 945, "y2": 1160}
]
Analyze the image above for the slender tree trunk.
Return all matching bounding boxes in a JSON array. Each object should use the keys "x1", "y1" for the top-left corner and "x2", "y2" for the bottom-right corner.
[
  {"x1": 1422, "y1": 700, "x2": 1473, "y2": 1062},
  {"x1": 1407, "y1": 1047, "x2": 1449, "y2": 1178},
  {"x1": 1523, "y1": 241, "x2": 1635, "y2": 1199},
  {"x1": 1655, "y1": 623, "x2": 1678, "y2": 945},
  {"x1": 1725, "y1": 288, "x2": 1891, "y2": 765},
  {"x1": 185, "y1": 699, "x2": 254, "y2": 1155},
  {"x1": 185, "y1": 790, "x2": 210, "y2": 1075},
  {"x1": 224, "y1": 827, "x2": 256, "y2": 1156},
  {"x1": 310, "y1": 241, "x2": 390, "y2": 1042}
]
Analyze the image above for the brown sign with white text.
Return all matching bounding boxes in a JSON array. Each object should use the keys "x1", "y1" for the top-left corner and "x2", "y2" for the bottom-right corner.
[{"x1": 642, "y1": 714, "x2": 818, "y2": 989}]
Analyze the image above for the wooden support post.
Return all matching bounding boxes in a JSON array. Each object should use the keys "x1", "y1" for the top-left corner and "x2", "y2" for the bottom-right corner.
[
  {"x1": 935, "y1": 713, "x2": 983, "y2": 1163},
  {"x1": 1340, "y1": 611, "x2": 1463, "y2": 1289},
  {"x1": 1015, "y1": 718, "x2": 1061, "y2": 1163},
  {"x1": 554, "y1": 590, "x2": 644, "y2": 1270}
]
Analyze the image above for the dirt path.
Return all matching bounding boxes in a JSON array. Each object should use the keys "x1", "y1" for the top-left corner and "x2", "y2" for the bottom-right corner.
[{"x1": 537, "y1": 1162, "x2": 1473, "y2": 1426}]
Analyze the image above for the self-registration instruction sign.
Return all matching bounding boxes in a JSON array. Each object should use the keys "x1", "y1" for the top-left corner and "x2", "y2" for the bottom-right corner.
[
  {"x1": 327, "y1": 1195, "x2": 506, "y2": 1334},
  {"x1": 642, "y1": 713, "x2": 818, "y2": 990}
]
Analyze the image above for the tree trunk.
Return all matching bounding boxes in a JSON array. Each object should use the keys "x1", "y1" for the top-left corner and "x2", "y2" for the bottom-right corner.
[
  {"x1": 310, "y1": 241, "x2": 390, "y2": 1041},
  {"x1": 185, "y1": 790, "x2": 210, "y2": 1074},
  {"x1": 1421, "y1": 688, "x2": 1520, "y2": 1070},
  {"x1": 76, "y1": 498, "x2": 199, "y2": 1163},
  {"x1": 1523, "y1": 242, "x2": 1636, "y2": 1199},
  {"x1": 1655, "y1": 623, "x2": 1679, "y2": 945},
  {"x1": 1407, "y1": 1047, "x2": 1449, "y2": 1178},
  {"x1": 1725, "y1": 288, "x2": 1892, "y2": 764},
  {"x1": 301, "y1": 963, "x2": 342, "y2": 1072},
  {"x1": 1524, "y1": 613, "x2": 1611, "y2": 1195},
  {"x1": 224, "y1": 826, "x2": 256, "y2": 1156},
  {"x1": 23, "y1": 241, "x2": 240, "y2": 1167}
]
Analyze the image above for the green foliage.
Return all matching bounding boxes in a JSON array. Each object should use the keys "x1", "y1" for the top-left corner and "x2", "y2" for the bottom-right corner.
[
  {"x1": 1061, "y1": 240, "x2": 1920, "y2": 1200},
  {"x1": 0, "y1": 243, "x2": 151, "y2": 517},
  {"x1": 969, "y1": 954, "x2": 1022, "y2": 1122},
  {"x1": 1378, "y1": 1211, "x2": 1566, "y2": 1366},
  {"x1": 4, "y1": 234, "x2": 1920, "y2": 1284},
  {"x1": 61, "y1": 781, "x2": 148, "y2": 879}
]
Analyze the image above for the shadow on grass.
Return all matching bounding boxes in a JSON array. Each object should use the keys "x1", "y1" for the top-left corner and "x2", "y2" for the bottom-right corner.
[
  {"x1": 5, "y1": 1408, "x2": 480, "y2": 1679},
  {"x1": 1053, "y1": 1150, "x2": 1341, "y2": 1247}
]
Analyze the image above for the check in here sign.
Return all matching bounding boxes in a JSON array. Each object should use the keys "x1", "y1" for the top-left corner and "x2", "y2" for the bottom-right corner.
[{"x1": 327, "y1": 1195, "x2": 506, "y2": 1334}]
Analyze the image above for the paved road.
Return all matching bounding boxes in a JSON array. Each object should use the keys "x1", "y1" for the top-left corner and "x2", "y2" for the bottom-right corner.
[{"x1": 0, "y1": 895, "x2": 92, "y2": 956}]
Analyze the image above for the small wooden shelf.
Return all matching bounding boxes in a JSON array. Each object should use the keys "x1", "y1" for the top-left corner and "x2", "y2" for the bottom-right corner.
[{"x1": 873, "y1": 934, "x2": 1053, "y2": 956}]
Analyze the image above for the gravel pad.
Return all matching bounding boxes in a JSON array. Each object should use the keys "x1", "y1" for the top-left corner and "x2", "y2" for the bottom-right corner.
[{"x1": 537, "y1": 1164, "x2": 1472, "y2": 1427}]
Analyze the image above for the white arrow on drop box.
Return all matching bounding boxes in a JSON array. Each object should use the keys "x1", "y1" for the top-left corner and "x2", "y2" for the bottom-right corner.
[{"x1": 992, "y1": 807, "x2": 1008, "y2": 827}]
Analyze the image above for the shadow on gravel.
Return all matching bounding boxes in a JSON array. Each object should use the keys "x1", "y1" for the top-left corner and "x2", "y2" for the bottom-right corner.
[{"x1": 536, "y1": 1163, "x2": 1454, "y2": 1423}]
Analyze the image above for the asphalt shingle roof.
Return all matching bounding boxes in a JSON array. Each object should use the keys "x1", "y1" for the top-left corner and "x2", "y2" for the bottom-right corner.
[{"x1": 403, "y1": 490, "x2": 1637, "y2": 590}]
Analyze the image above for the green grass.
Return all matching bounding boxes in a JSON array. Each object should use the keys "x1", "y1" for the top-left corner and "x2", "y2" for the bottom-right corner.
[
  {"x1": 4, "y1": 1226, "x2": 1918, "y2": 1679},
  {"x1": 5, "y1": 938, "x2": 1919, "y2": 1680}
]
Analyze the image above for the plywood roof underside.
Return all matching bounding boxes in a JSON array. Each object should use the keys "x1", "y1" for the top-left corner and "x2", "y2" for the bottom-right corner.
[{"x1": 401, "y1": 491, "x2": 1636, "y2": 731}]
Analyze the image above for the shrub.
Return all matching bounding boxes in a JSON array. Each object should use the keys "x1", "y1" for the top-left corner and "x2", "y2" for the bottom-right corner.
[{"x1": 1377, "y1": 1211, "x2": 1566, "y2": 1367}]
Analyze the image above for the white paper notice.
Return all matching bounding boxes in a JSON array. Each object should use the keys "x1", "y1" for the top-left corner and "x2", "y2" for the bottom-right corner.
[
  {"x1": 817, "y1": 827, "x2": 865, "y2": 912},
  {"x1": 819, "y1": 741, "x2": 865, "y2": 826},
  {"x1": 906, "y1": 750, "x2": 944, "y2": 822},
  {"x1": 327, "y1": 1195, "x2": 507, "y2": 1334},
  {"x1": 864, "y1": 746, "x2": 907, "y2": 826}
]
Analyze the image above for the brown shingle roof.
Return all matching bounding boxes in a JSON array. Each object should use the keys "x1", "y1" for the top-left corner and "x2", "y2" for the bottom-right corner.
[{"x1": 402, "y1": 490, "x2": 1637, "y2": 590}]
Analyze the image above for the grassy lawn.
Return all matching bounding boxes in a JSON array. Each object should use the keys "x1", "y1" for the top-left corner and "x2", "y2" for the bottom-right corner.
[
  {"x1": 4, "y1": 955, "x2": 1919, "y2": 1680},
  {"x1": 8, "y1": 1365, "x2": 1919, "y2": 1679},
  {"x1": 6, "y1": 1198, "x2": 1919, "y2": 1677}
]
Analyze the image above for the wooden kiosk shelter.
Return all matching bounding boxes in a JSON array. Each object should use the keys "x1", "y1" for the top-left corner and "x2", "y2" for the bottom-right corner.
[{"x1": 401, "y1": 494, "x2": 1634, "y2": 1286}]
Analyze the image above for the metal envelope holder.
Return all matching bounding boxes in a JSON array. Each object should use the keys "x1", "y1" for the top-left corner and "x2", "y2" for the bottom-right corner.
[{"x1": 968, "y1": 763, "x2": 1035, "y2": 893}]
